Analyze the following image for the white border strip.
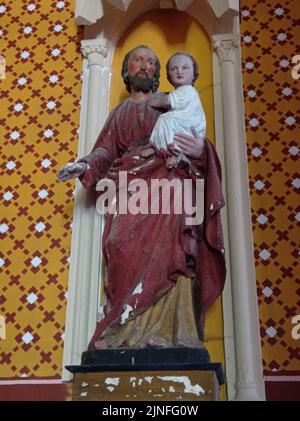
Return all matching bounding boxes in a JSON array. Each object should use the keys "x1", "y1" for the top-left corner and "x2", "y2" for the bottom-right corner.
[
  {"x1": 264, "y1": 376, "x2": 300, "y2": 382},
  {"x1": 0, "y1": 380, "x2": 64, "y2": 385}
]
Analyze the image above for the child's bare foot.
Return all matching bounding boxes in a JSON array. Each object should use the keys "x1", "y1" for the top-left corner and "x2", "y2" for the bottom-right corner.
[
  {"x1": 140, "y1": 147, "x2": 155, "y2": 158},
  {"x1": 94, "y1": 340, "x2": 109, "y2": 349},
  {"x1": 166, "y1": 155, "x2": 181, "y2": 169}
]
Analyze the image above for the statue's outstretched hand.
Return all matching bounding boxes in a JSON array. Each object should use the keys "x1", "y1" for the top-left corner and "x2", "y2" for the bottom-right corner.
[{"x1": 58, "y1": 162, "x2": 87, "y2": 182}]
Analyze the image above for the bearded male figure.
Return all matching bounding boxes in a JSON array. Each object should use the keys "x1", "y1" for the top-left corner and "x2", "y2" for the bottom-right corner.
[{"x1": 58, "y1": 45, "x2": 226, "y2": 350}]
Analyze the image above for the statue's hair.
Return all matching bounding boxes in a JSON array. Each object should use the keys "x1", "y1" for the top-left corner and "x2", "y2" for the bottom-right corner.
[
  {"x1": 166, "y1": 52, "x2": 199, "y2": 86},
  {"x1": 121, "y1": 45, "x2": 161, "y2": 93}
]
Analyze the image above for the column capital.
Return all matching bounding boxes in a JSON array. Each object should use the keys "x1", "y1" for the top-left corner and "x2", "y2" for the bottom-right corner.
[
  {"x1": 81, "y1": 39, "x2": 108, "y2": 66},
  {"x1": 212, "y1": 34, "x2": 240, "y2": 65}
]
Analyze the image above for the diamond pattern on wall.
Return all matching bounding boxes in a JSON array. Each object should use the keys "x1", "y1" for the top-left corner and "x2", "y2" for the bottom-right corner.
[
  {"x1": 0, "y1": 0, "x2": 83, "y2": 378},
  {"x1": 241, "y1": 0, "x2": 300, "y2": 373}
]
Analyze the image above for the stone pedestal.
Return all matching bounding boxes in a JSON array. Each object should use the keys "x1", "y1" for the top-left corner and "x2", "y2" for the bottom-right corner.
[{"x1": 66, "y1": 348, "x2": 225, "y2": 401}]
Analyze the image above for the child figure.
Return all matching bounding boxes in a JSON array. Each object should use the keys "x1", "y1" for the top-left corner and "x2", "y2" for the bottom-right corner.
[{"x1": 149, "y1": 52, "x2": 206, "y2": 169}]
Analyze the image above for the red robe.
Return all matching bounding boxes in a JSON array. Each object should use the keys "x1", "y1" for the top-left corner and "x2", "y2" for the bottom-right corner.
[{"x1": 79, "y1": 97, "x2": 226, "y2": 349}]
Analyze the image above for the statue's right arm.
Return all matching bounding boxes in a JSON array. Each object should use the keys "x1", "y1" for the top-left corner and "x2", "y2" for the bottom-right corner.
[
  {"x1": 58, "y1": 103, "x2": 123, "y2": 186},
  {"x1": 57, "y1": 144, "x2": 115, "y2": 186}
]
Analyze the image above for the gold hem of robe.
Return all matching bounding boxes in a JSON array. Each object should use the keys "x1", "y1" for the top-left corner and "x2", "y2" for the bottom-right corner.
[{"x1": 97, "y1": 276, "x2": 203, "y2": 349}]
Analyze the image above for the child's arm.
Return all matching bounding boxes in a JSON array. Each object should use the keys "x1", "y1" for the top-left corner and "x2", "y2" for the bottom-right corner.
[{"x1": 149, "y1": 93, "x2": 170, "y2": 109}]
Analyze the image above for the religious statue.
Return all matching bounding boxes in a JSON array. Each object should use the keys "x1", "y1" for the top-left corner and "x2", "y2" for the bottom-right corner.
[{"x1": 58, "y1": 45, "x2": 226, "y2": 350}]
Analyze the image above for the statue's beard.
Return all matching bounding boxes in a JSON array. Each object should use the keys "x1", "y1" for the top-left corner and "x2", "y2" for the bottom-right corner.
[{"x1": 128, "y1": 73, "x2": 153, "y2": 93}]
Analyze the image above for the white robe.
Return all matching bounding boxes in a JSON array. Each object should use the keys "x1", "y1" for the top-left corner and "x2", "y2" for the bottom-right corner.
[{"x1": 150, "y1": 85, "x2": 206, "y2": 151}]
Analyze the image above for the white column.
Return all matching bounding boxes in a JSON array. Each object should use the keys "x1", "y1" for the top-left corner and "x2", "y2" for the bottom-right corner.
[
  {"x1": 81, "y1": 39, "x2": 110, "y2": 149},
  {"x1": 213, "y1": 34, "x2": 265, "y2": 401},
  {"x1": 62, "y1": 39, "x2": 111, "y2": 381}
]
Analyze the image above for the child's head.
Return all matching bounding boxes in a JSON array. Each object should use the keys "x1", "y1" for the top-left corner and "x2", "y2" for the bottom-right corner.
[{"x1": 166, "y1": 52, "x2": 199, "y2": 88}]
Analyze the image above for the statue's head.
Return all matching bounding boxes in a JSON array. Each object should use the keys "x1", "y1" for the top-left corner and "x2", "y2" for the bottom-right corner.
[
  {"x1": 166, "y1": 52, "x2": 199, "y2": 87},
  {"x1": 121, "y1": 45, "x2": 161, "y2": 93}
]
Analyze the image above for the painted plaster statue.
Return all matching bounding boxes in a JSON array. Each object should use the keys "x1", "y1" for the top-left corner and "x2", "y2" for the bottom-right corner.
[
  {"x1": 58, "y1": 45, "x2": 226, "y2": 350},
  {"x1": 149, "y1": 52, "x2": 206, "y2": 170}
]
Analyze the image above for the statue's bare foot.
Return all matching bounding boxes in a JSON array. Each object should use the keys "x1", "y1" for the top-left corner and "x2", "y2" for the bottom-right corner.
[
  {"x1": 140, "y1": 147, "x2": 155, "y2": 158},
  {"x1": 144, "y1": 336, "x2": 169, "y2": 348},
  {"x1": 166, "y1": 155, "x2": 180, "y2": 169}
]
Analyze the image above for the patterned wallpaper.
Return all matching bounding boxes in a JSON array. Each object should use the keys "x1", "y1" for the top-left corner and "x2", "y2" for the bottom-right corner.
[
  {"x1": 0, "y1": 1, "x2": 83, "y2": 378},
  {"x1": 240, "y1": 0, "x2": 299, "y2": 373}
]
